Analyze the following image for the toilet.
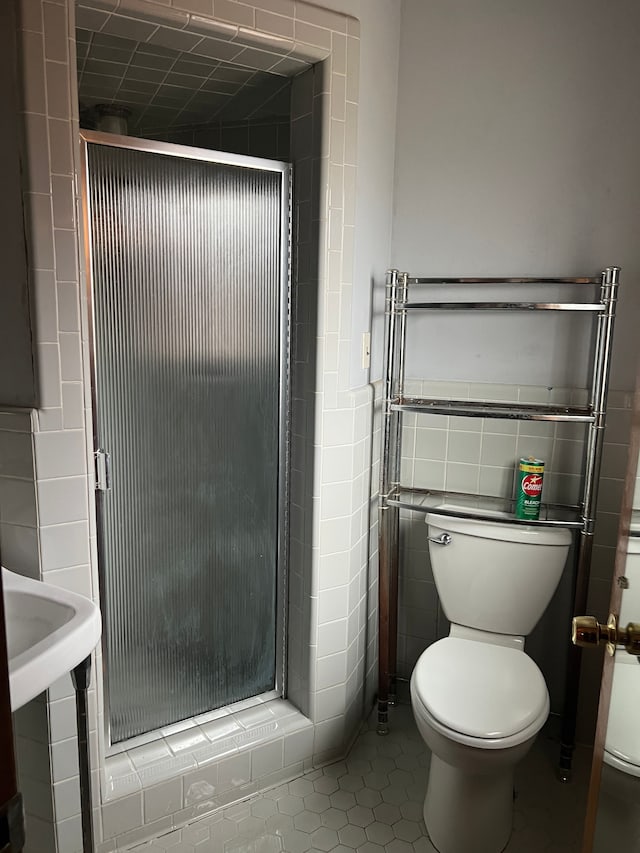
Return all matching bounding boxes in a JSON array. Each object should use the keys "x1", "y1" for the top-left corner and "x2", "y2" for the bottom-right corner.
[{"x1": 410, "y1": 507, "x2": 571, "y2": 853}]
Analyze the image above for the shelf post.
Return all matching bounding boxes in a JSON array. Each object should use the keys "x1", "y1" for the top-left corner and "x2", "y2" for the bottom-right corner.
[
  {"x1": 387, "y1": 273, "x2": 409, "y2": 707},
  {"x1": 559, "y1": 266, "x2": 619, "y2": 780},
  {"x1": 378, "y1": 269, "x2": 400, "y2": 734}
]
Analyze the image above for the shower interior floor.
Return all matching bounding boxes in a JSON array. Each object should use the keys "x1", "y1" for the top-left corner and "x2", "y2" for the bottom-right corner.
[{"x1": 131, "y1": 703, "x2": 591, "y2": 853}]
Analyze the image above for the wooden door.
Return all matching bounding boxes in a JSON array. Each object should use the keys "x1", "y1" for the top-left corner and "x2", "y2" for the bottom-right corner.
[{"x1": 581, "y1": 372, "x2": 640, "y2": 851}]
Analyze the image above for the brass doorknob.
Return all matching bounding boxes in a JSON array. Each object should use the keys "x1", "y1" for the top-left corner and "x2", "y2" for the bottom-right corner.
[{"x1": 572, "y1": 614, "x2": 640, "y2": 656}]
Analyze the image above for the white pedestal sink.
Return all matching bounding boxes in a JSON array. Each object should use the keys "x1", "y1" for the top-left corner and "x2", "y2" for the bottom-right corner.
[
  {"x1": 3, "y1": 567, "x2": 102, "y2": 852},
  {"x1": 3, "y1": 567, "x2": 102, "y2": 711}
]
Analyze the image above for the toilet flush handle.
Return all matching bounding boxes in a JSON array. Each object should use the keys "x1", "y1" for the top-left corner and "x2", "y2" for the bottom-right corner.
[{"x1": 428, "y1": 533, "x2": 452, "y2": 546}]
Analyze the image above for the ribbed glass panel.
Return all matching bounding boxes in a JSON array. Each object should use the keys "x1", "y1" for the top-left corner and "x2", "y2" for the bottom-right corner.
[{"x1": 86, "y1": 143, "x2": 286, "y2": 743}]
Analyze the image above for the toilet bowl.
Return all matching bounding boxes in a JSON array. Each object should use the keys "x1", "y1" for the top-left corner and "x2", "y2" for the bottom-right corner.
[
  {"x1": 411, "y1": 629, "x2": 550, "y2": 853},
  {"x1": 596, "y1": 630, "x2": 640, "y2": 848},
  {"x1": 411, "y1": 508, "x2": 571, "y2": 853},
  {"x1": 604, "y1": 655, "x2": 640, "y2": 777}
]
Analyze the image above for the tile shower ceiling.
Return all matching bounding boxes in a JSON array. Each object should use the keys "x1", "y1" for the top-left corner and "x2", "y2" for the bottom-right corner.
[{"x1": 77, "y1": 29, "x2": 296, "y2": 133}]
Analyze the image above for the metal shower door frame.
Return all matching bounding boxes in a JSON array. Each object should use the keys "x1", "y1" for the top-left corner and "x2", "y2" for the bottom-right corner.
[{"x1": 79, "y1": 130, "x2": 292, "y2": 752}]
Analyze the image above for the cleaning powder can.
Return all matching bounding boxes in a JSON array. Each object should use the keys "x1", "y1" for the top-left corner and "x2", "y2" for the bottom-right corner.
[{"x1": 515, "y1": 457, "x2": 544, "y2": 520}]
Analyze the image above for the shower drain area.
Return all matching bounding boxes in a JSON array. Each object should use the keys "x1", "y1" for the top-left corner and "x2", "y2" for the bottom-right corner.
[{"x1": 122, "y1": 705, "x2": 591, "y2": 853}]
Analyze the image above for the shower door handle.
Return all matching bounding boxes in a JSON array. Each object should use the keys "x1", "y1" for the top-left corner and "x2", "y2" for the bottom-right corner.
[{"x1": 94, "y1": 449, "x2": 111, "y2": 491}]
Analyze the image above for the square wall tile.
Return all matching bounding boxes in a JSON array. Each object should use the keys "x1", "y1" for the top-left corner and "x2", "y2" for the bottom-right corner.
[
  {"x1": 53, "y1": 776, "x2": 81, "y2": 822},
  {"x1": 34, "y1": 430, "x2": 86, "y2": 479},
  {"x1": 183, "y1": 762, "x2": 218, "y2": 806},
  {"x1": 316, "y1": 619, "x2": 347, "y2": 656},
  {"x1": 314, "y1": 684, "x2": 346, "y2": 722},
  {"x1": 0, "y1": 478, "x2": 37, "y2": 526},
  {"x1": 251, "y1": 739, "x2": 284, "y2": 779},
  {"x1": 37, "y1": 476, "x2": 87, "y2": 525},
  {"x1": 515, "y1": 435, "x2": 554, "y2": 464},
  {"x1": 283, "y1": 725, "x2": 314, "y2": 767},
  {"x1": 40, "y1": 521, "x2": 90, "y2": 571},
  {"x1": 320, "y1": 482, "x2": 352, "y2": 520},
  {"x1": 315, "y1": 651, "x2": 347, "y2": 691},
  {"x1": 480, "y1": 433, "x2": 517, "y2": 468},
  {"x1": 51, "y1": 737, "x2": 80, "y2": 783},
  {"x1": 0, "y1": 523, "x2": 40, "y2": 576},
  {"x1": 413, "y1": 459, "x2": 445, "y2": 490},
  {"x1": 217, "y1": 751, "x2": 251, "y2": 793},
  {"x1": 0, "y1": 432, "x2": 34, "y2": 479},
  {"x1": 49, "y1": 696, "x2": 77, "y2": 743},
  {"x1": 321, "y1": 410, "x2": 354, "y2": 446},
  {"x1": 414, "y1": 428, "x2": 447, "y2": 461},
  {"x1": 144, "y1": 778, "x2": 183, "y2": 823},
  {"x1": 317, "y1": 586, "x2": 348, "y2": 624},
  {"x1": 101, "y1": 792, "x2": 143, "y2": 840},
  {"x1": 43, "y1": 2, "x2": 68, "y2": 64},
  {"x1": 447, "y1": 431, "x2": 481, "y2": 464},
  {"x1": 479, "y1": 466, "x2": 514, "y2": 499},
  {"x1": 56, "y1": 815, "x2": 82, "y2": 853}
]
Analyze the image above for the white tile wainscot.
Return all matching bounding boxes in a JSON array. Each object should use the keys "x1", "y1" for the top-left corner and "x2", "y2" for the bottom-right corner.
[{"x1": 99, "y1": 701, "x2": 314, "y2": 851}]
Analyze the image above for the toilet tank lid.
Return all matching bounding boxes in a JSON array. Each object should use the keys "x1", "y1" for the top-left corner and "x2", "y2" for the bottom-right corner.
[
  {"x1": 425, "y1": 506, "x2": 572, "y2": 547},
  {"x1": 627, "y1": 533, "x2": 640, "y2": 555},
  {"x1": 412, "y1": 637, "x2": 549, "y2": 739},
  {"x1": 605, "y1": 660, "x2": 640, "y2": 770}
]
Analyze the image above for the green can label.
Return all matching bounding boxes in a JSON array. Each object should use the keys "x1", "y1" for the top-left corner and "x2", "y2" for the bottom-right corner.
[{"x1": 515, "y1": 457, "x2": 544, "y2": 520}]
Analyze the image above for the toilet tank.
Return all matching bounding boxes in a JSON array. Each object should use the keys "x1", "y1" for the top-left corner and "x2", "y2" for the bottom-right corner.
[
  {"x1": 426, "y1": 509, "x2": 571, "y2": 636},
  {"x1": 621, "y1": 534, "x2": 640, "y2": 624}
]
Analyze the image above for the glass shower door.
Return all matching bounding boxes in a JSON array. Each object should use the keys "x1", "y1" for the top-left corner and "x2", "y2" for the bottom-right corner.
[{"x1": 81, "y1": 133, "x2": 290, "y2": 745}]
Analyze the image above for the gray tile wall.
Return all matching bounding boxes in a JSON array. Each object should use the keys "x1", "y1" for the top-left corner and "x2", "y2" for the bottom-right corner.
[
  {"x1": 0, "y1": 412, "x2": 38, "y2": 580},
  {"x1": 149, "y1": 116, "x2": 292, "y2": 160}
]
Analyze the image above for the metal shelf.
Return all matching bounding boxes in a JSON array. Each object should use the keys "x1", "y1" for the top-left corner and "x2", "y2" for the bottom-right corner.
[
  {"x1": 391, "y1": 397, "x2": 594, "y2": 422},
  {"x1": 405, "y1": 276, "x2": 602, "y2": 285},
  {"x1": 401, "y1": 301, "x2": 604, "y2": 312},
  {"x1": 377, "y1": 265, "x2": 621, "y2": 772},
  {"x1": 387, "y1": 487, "x2": 584, "y2": 529}
]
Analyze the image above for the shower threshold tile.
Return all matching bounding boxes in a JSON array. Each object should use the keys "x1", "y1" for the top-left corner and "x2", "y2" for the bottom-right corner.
[
  {"x1": 103, "y1": 768, "x2": 142, "y2": 801},
  {"x1": 128, "y1": 739, "x2": 172, "y2": 769},
  {"x1": 192, "y1": 737, "x2": 239, "y2": 766},
  {"x1": 235, "y1": 704, "x2": 278, "y2": 729},
  {"x1": 166, "y1": 728, "x2": 209, "y2": 756},
  {"x1": 195, "y1": 706, "x2": 230, "y2": 725},
  {"x1": 137, "y1": 753, "x2": 198, "y2": 788},
  {"x1": 234, "y1": 722, "x2": 279, "y2": 748},
  {"x1": 161, "y1": 719, "x2": 198, "y2": 738},
  {"x1": 199, "y1": 718, "x2": 243, "y2": 742},
  {"x1": 266, "y1": 701, "x2": 300, "y2": 721},
  {"x1": 226, "y1": 697, "x2": 264, "y2": 714}
]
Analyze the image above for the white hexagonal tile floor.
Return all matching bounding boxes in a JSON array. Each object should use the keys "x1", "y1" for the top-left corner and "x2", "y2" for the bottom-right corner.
[{"x1": 133, "y1": 704, "x2": 591, "y2": 852}]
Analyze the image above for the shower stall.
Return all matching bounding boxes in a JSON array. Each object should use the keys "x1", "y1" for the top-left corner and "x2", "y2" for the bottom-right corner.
[{"x1": 81, "y1": 131, "x2": 291, "y2": 746}]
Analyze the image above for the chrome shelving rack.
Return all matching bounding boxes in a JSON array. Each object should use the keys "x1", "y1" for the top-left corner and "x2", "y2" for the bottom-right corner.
[{"x1": 377, "y1": 266, "x2": 620, "y2": 779}]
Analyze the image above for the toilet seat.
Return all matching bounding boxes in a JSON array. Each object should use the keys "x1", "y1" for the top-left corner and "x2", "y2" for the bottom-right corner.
[
  {"x1": 604, "y1": 657, "x2": 640, "y2": 778},
  {"x1": 412, "y1": 637, "x2": 549, "y2": 748}
]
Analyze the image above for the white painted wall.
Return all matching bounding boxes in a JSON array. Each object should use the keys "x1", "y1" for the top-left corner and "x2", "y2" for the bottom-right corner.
[
  {"x1": 308, "y1": 0, "x2": 401, "y2": 388},
  {"x1": 392, "y1": 0, "x2": 640, "y2": 390},
  {"x1": 346, "y1": 0, "x2": 401, "y2": 387}
]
